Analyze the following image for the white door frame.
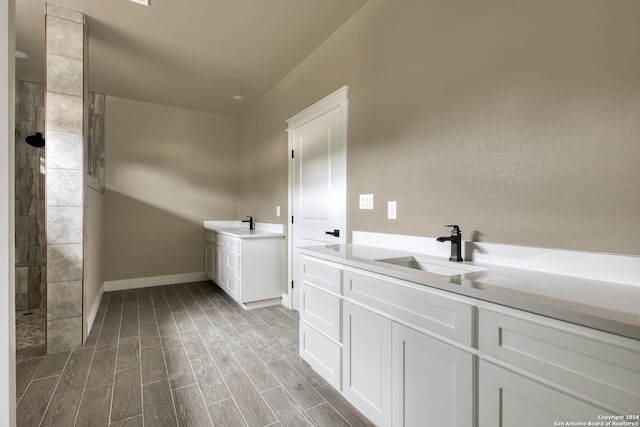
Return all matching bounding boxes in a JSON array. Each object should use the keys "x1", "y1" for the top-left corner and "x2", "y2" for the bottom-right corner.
[
  {"x1": 1, "y1": 0, "x2": 17, "y2": 424},
  {"x1": 286, "y1": 86, "x2": 349, "y2": 309}
]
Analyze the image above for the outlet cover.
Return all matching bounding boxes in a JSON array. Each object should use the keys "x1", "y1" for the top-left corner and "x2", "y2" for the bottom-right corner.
[{"x1": 388, "y1": 201, "x2": 397, "y2": 219}]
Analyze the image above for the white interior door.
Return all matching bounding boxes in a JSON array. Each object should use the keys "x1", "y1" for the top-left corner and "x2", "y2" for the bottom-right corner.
[{"x1": 288, "y1": 87, "x2": 348, "y2": 310}]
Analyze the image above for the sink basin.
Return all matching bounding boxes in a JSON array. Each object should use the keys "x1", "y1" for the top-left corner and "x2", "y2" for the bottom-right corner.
[{"x1": 376, "y1": 256, "x2": 487, "y2": 276}]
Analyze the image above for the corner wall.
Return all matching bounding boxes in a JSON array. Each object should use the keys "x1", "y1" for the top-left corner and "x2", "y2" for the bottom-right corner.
[
  {"x1": 239, "y1": 0, "x2": 640, "y2": 256},
  {"x1": 84, "y1": 186, "x2": 103, "y2": 338},
  {"x1": 103, "y1": 96, "x2": 241, "y2": 282}
]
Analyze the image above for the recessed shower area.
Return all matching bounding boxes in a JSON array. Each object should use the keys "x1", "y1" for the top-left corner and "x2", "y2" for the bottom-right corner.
[{"x1": 14, "y1": 80, "x2": 47, "y2": 351}]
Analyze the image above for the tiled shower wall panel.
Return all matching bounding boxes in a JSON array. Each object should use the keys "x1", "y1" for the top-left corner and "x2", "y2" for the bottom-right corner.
[
  {"x1": 87, "y1": 92, "x2": 105, "y2": 192},
  {"x1": 46, "y1": 4, "x2": 86, "y2": 353},
  {"x1": 15, "y1": 80, "x2": 46, "y2": 311}
]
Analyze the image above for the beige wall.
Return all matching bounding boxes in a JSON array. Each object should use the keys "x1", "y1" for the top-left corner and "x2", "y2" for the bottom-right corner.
[
  {"x1": 104, "y1": 96, "x2": 240, "y2": 281},
  {"x1": 240, "y1": 0, "x2": 640, "y2": 256},
  {"x1": 84, "y1": 186, "x2": 103, "y2": 338}
]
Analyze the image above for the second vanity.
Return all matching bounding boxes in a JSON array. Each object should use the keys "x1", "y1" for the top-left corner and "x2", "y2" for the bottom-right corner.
[
  {"x1": 204, "y1": 220, "x2": 284, "y2": 309},
  {"x1": 297, "y1": 235, "x2": 640, "y2": 427}
]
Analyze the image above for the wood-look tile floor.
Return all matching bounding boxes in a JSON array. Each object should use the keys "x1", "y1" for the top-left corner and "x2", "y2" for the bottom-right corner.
[{"x1": 15, "y1": 281, "x2": 375, "y2": 427}]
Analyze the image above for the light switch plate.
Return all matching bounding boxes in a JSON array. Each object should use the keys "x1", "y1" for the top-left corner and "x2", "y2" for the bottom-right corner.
[
  {"x1": 388, "y1": 201, "x2": 397, "y2": 219},
  {"x1": 359, "y1": 194, "x2": 374, "y2": 210},
  {"x1": 129, "y1": 0, "x2": 149, "y2": 5},
  {"x1": 276, "y1": 206, "x2": 280, "y2": 217}
]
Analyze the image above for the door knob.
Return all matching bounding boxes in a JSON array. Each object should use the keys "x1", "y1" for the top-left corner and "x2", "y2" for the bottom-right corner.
[{"x1": 325, "y1": 229, "x2": 340, "y2": 237}]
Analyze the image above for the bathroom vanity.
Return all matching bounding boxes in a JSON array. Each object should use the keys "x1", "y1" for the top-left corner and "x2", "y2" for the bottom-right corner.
[
  {"x1": 204, "y1": 221, "x2": 285, "y2": 309},
  {"x1": 297, "y1": 237, "x2": 640, "y2": 427}
]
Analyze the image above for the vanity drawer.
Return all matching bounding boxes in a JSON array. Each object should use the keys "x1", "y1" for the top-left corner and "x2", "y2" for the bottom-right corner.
[
  {"x1": 343, "y1": 269, "x2": 474, "y2": 346},
  {"x1": 478, "y1": 307, "x2": 640, "y2": 413},
  {"x1": 216, "y1": 234, "x2": 240, "y2": 253},
  {"x1": 300, "y1": 320, "x2": 342, "y2": 390},
  {"x1": 300, "y1": 282, "x2": 342, "y2": 342},
  {"x1": 300, "y1": 256, "x2": 342, "y2": 295},
  {"x1": 204, "y1": 231, "x2": 216, "y2": 243}
]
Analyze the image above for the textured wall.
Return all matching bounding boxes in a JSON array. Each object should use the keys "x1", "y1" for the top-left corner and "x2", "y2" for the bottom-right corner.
[
  {"x1": 14, "y1": 80, "x2": 45, "y2": 311},
  {"x1": 103, "y1": 96, "x2": 241, "y2": 282},
  {"x1": 240, "y1": 0, "x2": 640, "y2": 256}
]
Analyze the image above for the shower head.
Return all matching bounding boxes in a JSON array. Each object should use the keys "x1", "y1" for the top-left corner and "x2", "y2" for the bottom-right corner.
[{"x1": 26, "y1": 132, "x2": 45, "y2": 147}]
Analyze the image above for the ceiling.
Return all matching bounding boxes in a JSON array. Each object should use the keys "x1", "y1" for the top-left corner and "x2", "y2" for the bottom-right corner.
[{"x1": 15, "y1": 0, "x2": 368, "y2": 116}]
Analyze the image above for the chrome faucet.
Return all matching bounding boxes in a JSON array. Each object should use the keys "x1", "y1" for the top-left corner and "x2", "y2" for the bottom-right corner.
[
  {"x1": 242, "y1": 216, "x2": 255, "y2": 231},
  {"x1": 436, "y1": 225, "x2": 463, "y2": 262}
]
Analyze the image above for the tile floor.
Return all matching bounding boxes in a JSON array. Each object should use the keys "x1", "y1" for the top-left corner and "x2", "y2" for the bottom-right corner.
[
  {"x1": 16, "y1": 309, "x2": 46, "y2": 350},
  {"x1": 15, "y1": 281, "x2": 375, "y2": 427}
]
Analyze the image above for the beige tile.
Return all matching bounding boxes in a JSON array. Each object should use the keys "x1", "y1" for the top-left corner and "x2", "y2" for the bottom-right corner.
[
  {"x1": 47, "y1": 280, "x2": 82, "y2": 320},
  {"x1": 47, "y1": 207, "x2": 83, "y2": 244},
  {"x1": 47, "y1": 317, "x2": 83, "y2": 352},
  {"x1": 47, "y1": 130, "x2": 82, "y2": 171},
  {"x1": 46, "y1": 15, "x2": 84, "y2": 60},
  {"x1": 47, "y1": 54, "x2": 83, "y2": 96},
  {"x1": 46, "y1": 4, "x2": 84, "y2": 23},
  {"x1": 20, "y1": 81, "x2": 37, "y2": 121},
  {"x1": 16, "y1": 266, "x2": 29, "y2": 294},
  {"x1": 93, "y1": 93, "x2": 105, "y2": 114},
  {"x1": 47, "y1": 244, "x2": 83, "y2": 282},
  {"x1": 46, "y1": 168, "x2": 82, "y2": 207},
  {"x1": 46, "y1": 92, "x2": 83, "y2": 133}
]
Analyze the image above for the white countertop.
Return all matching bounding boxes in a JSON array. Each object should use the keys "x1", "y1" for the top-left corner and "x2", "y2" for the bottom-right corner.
[
  {"x1": 203, "y1": 220, "x2": 285, "y2": 239},
  {"x1": 298, "y1": 244, "x2": 640, "y2": 341}
]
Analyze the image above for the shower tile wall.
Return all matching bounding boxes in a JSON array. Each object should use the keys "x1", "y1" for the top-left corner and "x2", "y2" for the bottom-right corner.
[
  {"x1": 14, "y1": 80, "x2": 46, "y2": 312},
  {"x1": 86, "y1": 92, "x2": 105, "y2": 192},
  {"x1": 46, "y1": 4, "x2": 86, "y2": 353}
]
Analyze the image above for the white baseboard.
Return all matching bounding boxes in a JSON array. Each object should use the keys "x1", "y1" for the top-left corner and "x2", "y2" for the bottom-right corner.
[
  {"x1": 242, "y1": 297, "x2": 282, "y2": 310},
  {"x1": 103, "y1": 272, "x2": 209, "y2": 292},
  {"x1": 281, "y1": 292, "x2": 291, "y2": 309}
]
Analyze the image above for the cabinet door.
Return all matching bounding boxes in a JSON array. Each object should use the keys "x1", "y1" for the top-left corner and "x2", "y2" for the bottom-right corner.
[
  {"x1": 343, "y1": 301, "x2": 392, "y2": 427},
  {"x1": 299, "y1": 320, "x2": 342, "y2": 389},
  {"x1": 392, "y1": 323, "x2": 473, "y2": 427},
  {"x1": 479, "y1": 360, "x2": 615, "y2": 427},
  {"x1": 220, "y1": 269, "x2": 239, "y2": 300},
  {"x1": 205, "y1": 242, "x2": 215, "y2": 280},
  {"x1": 215, "y1": 245, "x2": 223, "y2": 283}
]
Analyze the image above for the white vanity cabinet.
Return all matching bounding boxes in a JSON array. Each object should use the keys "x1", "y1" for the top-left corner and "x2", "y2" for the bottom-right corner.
[
  {"x1": 299, "y1": 254, "x2": 477, "y2": 427},
  {"x1": 204, "y1": 229, "x2": 284, "y2": 309},
  {"x1": 298, "y1": 250, "x2": 640, "y2": 427},
  {"x1": 342, "y1": 269, "x2": 475, "y2": 427},
  {"x1": 477, "y1": 306, "x2": 640, "y2": 424}
]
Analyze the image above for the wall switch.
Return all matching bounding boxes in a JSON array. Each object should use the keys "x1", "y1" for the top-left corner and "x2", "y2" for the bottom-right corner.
[
  {"x1": 276, "y1": 206, "x2": 280, "y2": 217},
  {"x1": 359, "y1": 194, "x2": 374, "y2": 210},
  {"x1": 388, "y1": 201, "x2": 397, "y2": 219}
]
